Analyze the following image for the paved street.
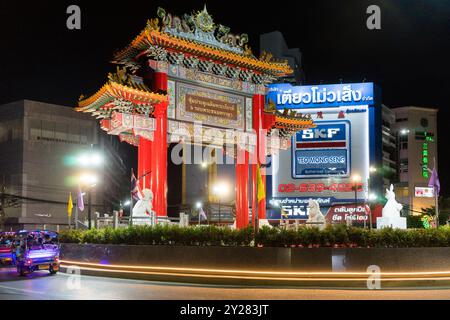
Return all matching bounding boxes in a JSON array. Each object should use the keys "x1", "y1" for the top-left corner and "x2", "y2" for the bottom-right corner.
[{"x1": 1, "y1": 267, "x2": 450, "y2": 300}]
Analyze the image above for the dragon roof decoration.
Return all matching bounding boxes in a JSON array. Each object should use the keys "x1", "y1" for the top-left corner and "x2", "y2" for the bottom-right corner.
[
  {"x1": 156, "y1": 5, "x2": 249, "y2": 55},
  {"x1": 113, "y1": 6, "x2": 292, "y2": 79}
]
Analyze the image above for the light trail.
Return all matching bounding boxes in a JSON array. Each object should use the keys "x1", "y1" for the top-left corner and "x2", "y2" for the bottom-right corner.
[{"x1": 60, "y1": 260, "x2": 450, "y2": 282}]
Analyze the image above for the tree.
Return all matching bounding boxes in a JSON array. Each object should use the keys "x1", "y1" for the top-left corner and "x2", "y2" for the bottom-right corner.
[{"x1": 421, "y1": 196, "x2": 450, "y2": 226}]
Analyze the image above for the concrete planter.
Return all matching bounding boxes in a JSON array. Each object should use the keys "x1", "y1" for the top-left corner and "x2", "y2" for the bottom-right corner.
[{"x1": 61, "y1": 244, "x2": 450, "y2": 272}]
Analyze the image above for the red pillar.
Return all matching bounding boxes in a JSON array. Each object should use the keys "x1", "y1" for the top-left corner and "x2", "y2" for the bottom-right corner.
[
  {"x1": 235, "y1": 150, "x2": 249, "y2": 229},
  {"x1": 152, "y1": 71, "x2": 168, "y2": 217},
  {"x1": 252, "y1": 94, "x2": 267, "y2": 221},
  {"x1": 138, "y1": 137, "x2": 152, "y2": 190}
]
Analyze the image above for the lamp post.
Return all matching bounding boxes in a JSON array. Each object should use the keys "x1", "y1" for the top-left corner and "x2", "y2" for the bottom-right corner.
[
  {"x1": 351, "y1": 174, "x2": 361, "y2": 227},
  {"x1": 75, "y1": 150, "x2": 103, "y2": 229},
  {"x1": 213, "y1": 182, "x2": 229, "y2": 226},
  {"x1": 196, "y1": 201, "x2": 202, "y2": 226},
  {"x1": 367, "y1": 166, "x2": 377, "y2": 229},
  {"x1": 79, "y1": 173, "x2": 98, "y2": 229}
]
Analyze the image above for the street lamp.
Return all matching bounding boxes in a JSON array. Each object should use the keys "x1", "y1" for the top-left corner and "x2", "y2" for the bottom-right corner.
[
  {"x1": 77, "y1": 152, "x2": 103, "y2": 167},
  {"x1": 351, "y1": 174, "x2": 361, "y2": 227},
  {"x1": 79, "y1": 172, "x2": 98, "y2": 229},
  {"x1": 213, "y1": 182, "x2": 229, "y2": 225},
  {"x1": 399, "y1": 129, "x2": 410, "y2": 136},
  {"x1": 196, "y1": 202, "x2": 203, "y2": 225}
]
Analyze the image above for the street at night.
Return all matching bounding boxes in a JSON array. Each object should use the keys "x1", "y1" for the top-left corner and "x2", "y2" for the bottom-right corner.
[
  {"x1": 1, "y1": 268, "x2": 450, "y2": 300},
  {"x1": 1, "y1": 0, "x2": 450, "y2": 310}
]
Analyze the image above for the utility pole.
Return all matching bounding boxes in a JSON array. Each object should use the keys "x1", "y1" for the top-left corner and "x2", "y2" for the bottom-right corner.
[{"x1": 0, "y1": 174, "x2": 5, "y2": 231}]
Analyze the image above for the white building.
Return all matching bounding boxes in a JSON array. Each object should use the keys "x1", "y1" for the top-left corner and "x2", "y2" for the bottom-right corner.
[{"x1": 391, "y1": 106, "x2": 438, "y2": 215}]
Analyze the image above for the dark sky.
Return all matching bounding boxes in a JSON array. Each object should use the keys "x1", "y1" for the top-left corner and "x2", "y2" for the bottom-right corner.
[{"x1": 1, "y1": 0, "x2": 449, "y2": 193}]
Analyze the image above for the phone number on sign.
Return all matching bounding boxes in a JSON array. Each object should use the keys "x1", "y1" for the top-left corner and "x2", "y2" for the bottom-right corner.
[{"x1": 278, "y1": 183, "x2": 364, "y2": 193}]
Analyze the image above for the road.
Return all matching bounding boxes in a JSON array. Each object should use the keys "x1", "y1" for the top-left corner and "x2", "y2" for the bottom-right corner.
[{"x1": 1, "y1": 267, "x2": 450, "y2": 300}]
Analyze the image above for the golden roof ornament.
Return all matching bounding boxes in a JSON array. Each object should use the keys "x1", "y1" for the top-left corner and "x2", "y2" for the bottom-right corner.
[
  {"x1": 146, "y1": 18, "x2": 160, "y2": 32},
  {"x1": 194, "y1": 5, "x2": 215, "y2": 33},
  {"x1": 260, "y1": 50, "x2": 274, "y2": 62}
]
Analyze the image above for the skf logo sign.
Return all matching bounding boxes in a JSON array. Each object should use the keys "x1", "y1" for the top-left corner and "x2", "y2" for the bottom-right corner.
[
  {"x1": 296, "y1": 123, "x2": 347, "y2": 149},
  {"x1": 302, "y1": 128, "x2": 341, "y2": 140},
  {"x1": 293, "y1": 121, "x2": 350, "y2": 178}
]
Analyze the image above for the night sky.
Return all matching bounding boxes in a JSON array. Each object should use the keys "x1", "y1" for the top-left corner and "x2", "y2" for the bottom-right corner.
[{"x1": 1, "y1": 1, "x2": 449, "y2": 193}]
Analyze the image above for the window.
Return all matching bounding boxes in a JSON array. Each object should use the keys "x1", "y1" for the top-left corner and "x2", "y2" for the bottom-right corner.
[
  {"x1": 68, "y1": 124, "x2": 80, "y2": 143},
  {"x1": 29, "y1": 119, "x2": 41, "y2": 140},
  {"x1": 41, "y1": 121, "x2": 55, "y2": 139},
  {"x1": 55, "y1": 122, "x2": 68, "y2": 141},
  {"x1": 400, "y1": 142, "x2": 408, "y2": 150},
  {"x1": 400, "y1": 159, "x2": 409, "y2": 173}
]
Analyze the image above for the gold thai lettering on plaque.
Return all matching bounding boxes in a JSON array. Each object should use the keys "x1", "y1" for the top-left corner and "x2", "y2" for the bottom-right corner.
[{"x1": 185, "y1": 94, "x2": 238, "y2": 120}]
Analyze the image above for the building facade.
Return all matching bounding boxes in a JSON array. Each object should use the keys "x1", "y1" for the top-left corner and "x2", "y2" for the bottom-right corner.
[
  {"x1": 260, "y1": 31, "x2": 304, "y2": 85},
  {"x1": 381, "y1": 104, "x2": 398, "y2": 187},
  {"x1": 0, "y1": 100, "x2": 127, "y2": 231},
  {"x1": 391, "y1": 106, "x2": 438, "y2": 215}
]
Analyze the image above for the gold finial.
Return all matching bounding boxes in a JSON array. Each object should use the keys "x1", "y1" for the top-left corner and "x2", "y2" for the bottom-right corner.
[
  {"x1": 244, "y1": 44, "x2": 253, "y2": 56},
  {"x1": 147, "y1": 18, "x2": 160, "y2": 31},
  {"x1": 260, "y1": 50, "x2": 273, "y2": 62}
]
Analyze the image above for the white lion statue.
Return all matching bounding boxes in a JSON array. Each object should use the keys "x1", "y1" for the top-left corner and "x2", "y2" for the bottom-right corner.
[
  {"x1": 377, "y1": 184, "x2": 406, "y2": 229},
  {"x1": 132, "y1": 189, "x2": 155, "y2": 226},
  {"x1": 306, "y1": 200, "x2": 326, "y2": 230},
  {"x1": 382, "y1": 184, "x2": 403, "y2": 218}
]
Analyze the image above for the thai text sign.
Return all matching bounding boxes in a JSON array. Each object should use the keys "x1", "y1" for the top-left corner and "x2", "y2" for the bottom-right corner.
[
  {"x1": 267, "y1": 83, "x2": 374, "y2": 109},
  {"x1": 326, "y1": 204, "x2": 370, "y2": 224},
  {"x1": 185, "y1": 94, "x2": 237, "y2": 120}
]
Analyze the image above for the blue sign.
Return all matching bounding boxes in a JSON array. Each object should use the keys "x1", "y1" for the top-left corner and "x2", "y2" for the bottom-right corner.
[
  {"x1": 267, "y1": 197, "x2": 333, "y2": 220},
  {"x1": 294, "y1": 149, "x2": 348, "y2": 177},
  {"x1": 297, "y1": 123, "x2": 347, "y2": 144},
  {"x1": 292, "y1": 121, "x2": 350, "y2": 178},
  {"x1": 267, "y1": 83, "x2": 374, "y2": 109}
]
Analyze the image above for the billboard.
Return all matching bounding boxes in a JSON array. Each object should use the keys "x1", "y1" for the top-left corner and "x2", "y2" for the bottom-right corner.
[
  {"x1": 268, "y1": 83, "x2": 375, "y2": 221},
  {"x1": 266, "y1": 83, "x2": 374, "y2": 109},
  {"x1": 415, "y1": 187, "x2": 434, "y2": 198},
  {"x1": 293, "y1": 122, "x2": 350, "y2": 178}
]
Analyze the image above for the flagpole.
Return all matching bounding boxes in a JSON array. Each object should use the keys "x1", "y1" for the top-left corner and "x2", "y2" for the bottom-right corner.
[
  {"x1": 130, "y1": 168, "x2": 134, "y2": 223},
  {"x1": 75, "y1": 198, "x2": 78, "y2": 230},
  {"x1": 434, "y1": 157, "x2": 439, "y2": 229}
]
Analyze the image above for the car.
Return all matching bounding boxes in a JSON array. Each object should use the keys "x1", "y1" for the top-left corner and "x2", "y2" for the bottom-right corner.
[
  {"x1": 14, "y1": 230, "x2": 60, "y2": 276},
  {"x1": 0, "y1": 232, "x2": 16, "y2": 266}
]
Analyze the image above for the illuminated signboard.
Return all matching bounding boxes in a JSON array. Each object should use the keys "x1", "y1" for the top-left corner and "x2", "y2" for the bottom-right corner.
[
  {"x1": 325, "y1": 204, "x2": 371, "y2": 224},
  {"x1": 293, "y1": 122, "x2": 350, "y2": 178},
  {"x1": 415, "y1": 187, "x2": 434, "y2": 198},
  {"x1": 270, "y1": 82, "x2": 373, "y2": 217},
  {"x1": 266, "y1": 83, "x2": 374, "y2": 109}
]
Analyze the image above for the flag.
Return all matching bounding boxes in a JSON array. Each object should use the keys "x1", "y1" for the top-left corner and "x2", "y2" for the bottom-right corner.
[
  {"x1": 257, "y1": 165, "x2": 265, "y2": 203},
  {"x1": 77, "y1": 185, "x2": 85, "y2": 212},
  {"x1": 428, "y1": 166, "x2": 440, "y2": 196},
  {"x1": 281, "y1": 208, "x2": 289, "y2": 219},
  {"x1": 67, "y1": 193, "x2": 73, "y2": 218},
  {"x1": 199, "y1": 207, "x2": 207, "y2": 221},
  {"x1": 131, "y1": 169, "x2": 143, "y2": 201}
]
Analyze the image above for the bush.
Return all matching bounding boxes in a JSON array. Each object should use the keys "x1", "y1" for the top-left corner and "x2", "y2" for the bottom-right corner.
[{"x1": 59, "y1": 225, "x2": 450, "y2": 248}]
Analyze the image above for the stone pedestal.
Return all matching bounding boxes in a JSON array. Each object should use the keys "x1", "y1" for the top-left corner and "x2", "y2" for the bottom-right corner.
[{"x1": 377, "y1": 216, "x2": 407, "y2": 229}]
